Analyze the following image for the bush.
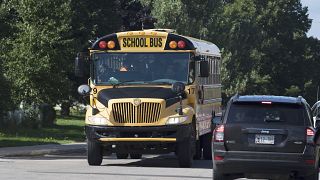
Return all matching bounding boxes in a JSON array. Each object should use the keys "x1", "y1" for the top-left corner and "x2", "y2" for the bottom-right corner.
[
  {"x1": 39, "y1": 103, "x2": 56, "y2": 127},
  {"x1": 1, "y1": 103, "x2": 56, "y2": 129}
]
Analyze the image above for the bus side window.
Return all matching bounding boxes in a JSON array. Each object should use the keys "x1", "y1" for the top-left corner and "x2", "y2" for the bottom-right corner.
[{"x1": 189, "y1": 61, "x2": 195, "y2": 84}]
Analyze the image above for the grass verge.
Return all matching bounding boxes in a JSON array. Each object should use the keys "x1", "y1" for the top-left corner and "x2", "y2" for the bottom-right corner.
[{"x1": 0, "y1": 115, "x2": 85, "y2": 147}]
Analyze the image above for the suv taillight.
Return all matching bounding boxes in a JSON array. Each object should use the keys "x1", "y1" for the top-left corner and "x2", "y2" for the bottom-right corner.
[
  {"x1": 306, "y1": 128, "x2": 315, "y2": 144},
  {"x1": 213, "y1": 125, "x2": 224, "y2": 142}
]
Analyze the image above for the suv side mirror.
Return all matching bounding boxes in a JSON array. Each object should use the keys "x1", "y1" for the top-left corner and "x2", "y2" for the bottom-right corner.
[
  {"x1": 199, "y1": 61, "x2": 209, "y2": 77},
  {"x1": 316, "y1": 119, "x2": 320, "y2": 129},
  {"x1": 212, "y1": 116, "x2": 222, "y2": 124},
  {"x1": 75, "y1": 52, "x2": 89, "y2": 77}
]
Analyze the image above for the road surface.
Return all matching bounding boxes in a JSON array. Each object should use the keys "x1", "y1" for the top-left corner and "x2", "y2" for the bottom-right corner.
[
  {"x1": 0, "y1": 152, "x2": 318, "y2": 180},
  {"x1": 0, "y1": 152, "x2": 212, "y2": 180}
]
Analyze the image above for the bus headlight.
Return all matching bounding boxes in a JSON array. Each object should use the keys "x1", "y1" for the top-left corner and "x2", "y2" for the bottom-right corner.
[
  {"x1": 88, "y1": 116, "x2": 108, "y2": 125},
  {"x1": 166, "y1": 116, "x2": 188, "y2": 125}
]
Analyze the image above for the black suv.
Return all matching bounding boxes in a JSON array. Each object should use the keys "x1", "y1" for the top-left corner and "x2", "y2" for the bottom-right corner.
[{"x1": 212, "y1": 95, "x2": 319, "y2": 180}]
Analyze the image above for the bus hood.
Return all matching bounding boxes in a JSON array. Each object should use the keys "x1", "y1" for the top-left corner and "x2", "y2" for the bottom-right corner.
[{"x1": 97, "y1": 87, "x2": 186, "y2": 108}]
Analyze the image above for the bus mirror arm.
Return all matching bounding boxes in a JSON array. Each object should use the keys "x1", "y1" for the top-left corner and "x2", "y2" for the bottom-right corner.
[
  {"x1": 81, "y1": 95, "x2": 100, "y2": 116},
  {"x1": 176, "y1": 94, "x2": 183, "y2": 115},
  {"x1": 171, "y1": 82, "x2": 185, "y2": 115}
]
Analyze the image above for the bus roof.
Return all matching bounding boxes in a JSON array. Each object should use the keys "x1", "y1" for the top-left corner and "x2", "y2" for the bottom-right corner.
[
  {"x1": 92, "y1": 29, "x2": 220, "y2": 56},
  {"x1": 183, "y1": 36, "x2": 220, "y2": 57}
]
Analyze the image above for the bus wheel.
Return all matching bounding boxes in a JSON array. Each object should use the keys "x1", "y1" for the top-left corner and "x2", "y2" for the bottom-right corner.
[
  {"x1": 116, "y1": 153, "x2": 129, "y2": 159},
  {"x1": 130, "y1": 154, "x2": 142, "y2": 159},
  {"x1": 178, "y1": 125, "x2": 195, "y2": 167},
  {"x1": 178, "y1": 140, "x2": 193, "y2": 167},
  {"x1": 87, "y1": 140, "x2": 103, "y2": 166},
  {"x1": 193, "y1": 140, "x2": 202, "y2": 160},
  {"x1": 203, "y1": 133, "x2": 212, "y2": 160}
]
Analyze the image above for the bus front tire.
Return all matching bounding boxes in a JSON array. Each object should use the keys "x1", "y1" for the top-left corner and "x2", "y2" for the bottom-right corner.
[
  {"x1": 193, "y1": 140, "x2": 202, "y2": 160},
  {"x1": 87, "y1": 140, "x2": 103, "y2": 166},
  {"x1": 202, "y1": 133, "x2": 212, "y2": 160},
  {"x1": 116, "y1": 153, "x2": 129, "y2": 159},
  {"x1": 130, "y1": 154, "x2": 142, "y2": 159},
  {"x1": 178, "y1": 140, "x2": 193, "y2": 167}
]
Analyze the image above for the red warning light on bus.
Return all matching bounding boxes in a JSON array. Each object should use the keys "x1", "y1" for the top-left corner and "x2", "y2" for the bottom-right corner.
[
  {"x1": 178, "y1": 40, "x2": 186, "y2": 48},
  {"x1": 99, "y1": 41, "x2": 107, "y2": 49}
]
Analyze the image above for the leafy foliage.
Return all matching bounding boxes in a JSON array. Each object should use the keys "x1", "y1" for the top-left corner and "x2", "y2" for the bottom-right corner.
[
  {"x1": 4, "y1": 0, "x2": 74, "y2": 106},
  {"x1": 218, "y1": 0, "x2": 317, "y2": 103},
  {"x1": 1, "y1": 0, "x2": 320, "y2": 119},
  {"x1": 144, "y1": 0, "x2": 320, "y2": 104}
]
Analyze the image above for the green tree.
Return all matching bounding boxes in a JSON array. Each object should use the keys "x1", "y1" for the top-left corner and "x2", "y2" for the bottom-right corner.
[
  {"x1": 0, "y1": 0, "x2": 15, "y2": 114},
  {"x1": 301, "y1": 37, "x2": 320, "y2": 103},
  {"x1": 4, "y1": 0, "x2": 75, "y2": 107},
  {"x1": 70, "y1": 0, "x2": 122, "y2": 52},
  {"x1": 218, "y1": 0, "x2": 313, "y2": 100},
  {"x1": 145, "y1": 0, "x2": 320, "y2": 104},
  {"x1": 142, "y1": 0, "x2": 222, "y2": 39}
]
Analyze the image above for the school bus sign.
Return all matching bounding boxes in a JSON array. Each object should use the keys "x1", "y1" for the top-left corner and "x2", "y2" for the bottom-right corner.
[
  {"x1": 119, "y1": 36, "x2": 166, "y2": 51},
  {"x1": 121, "y1": 37, "x2": 164, "y2": 48}
]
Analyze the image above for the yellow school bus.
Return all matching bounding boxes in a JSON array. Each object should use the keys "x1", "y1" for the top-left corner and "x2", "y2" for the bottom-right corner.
[{"x1": 76, "y1": 29, "x2": 222, "y2": 167}]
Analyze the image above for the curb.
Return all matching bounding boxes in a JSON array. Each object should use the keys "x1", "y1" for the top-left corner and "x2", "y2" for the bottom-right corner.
[{"x1": 0, "y1": 143, "x2": 86, "y2": 157}]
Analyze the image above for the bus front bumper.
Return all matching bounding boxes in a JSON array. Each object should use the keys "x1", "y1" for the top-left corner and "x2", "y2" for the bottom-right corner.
[{"x1": 85, "y1": 124, "x2": 192, "y2": 144}]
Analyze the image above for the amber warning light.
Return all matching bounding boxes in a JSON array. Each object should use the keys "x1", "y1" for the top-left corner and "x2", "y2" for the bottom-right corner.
[
  {"x1": 169, "y1": 40, "x2": 186, "y2": 49},
  {"x1": 169, "y1": 41, "x2": 177, "y2": 49}
]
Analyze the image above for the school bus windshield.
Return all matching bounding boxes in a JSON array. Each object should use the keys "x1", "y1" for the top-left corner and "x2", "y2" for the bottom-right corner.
[{"x1": 92, "y1": 52, "x2": 190, "y2": 85}]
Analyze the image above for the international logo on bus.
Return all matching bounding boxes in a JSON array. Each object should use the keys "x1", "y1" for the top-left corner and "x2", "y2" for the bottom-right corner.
[{"x1": 133, "y1": 98, "x2": 142, "y2": 106}]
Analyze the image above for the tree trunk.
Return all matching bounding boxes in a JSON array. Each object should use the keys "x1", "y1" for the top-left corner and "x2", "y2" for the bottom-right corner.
[{"x1": 61, "y1": 102, "x2": 71, "y2": 116}]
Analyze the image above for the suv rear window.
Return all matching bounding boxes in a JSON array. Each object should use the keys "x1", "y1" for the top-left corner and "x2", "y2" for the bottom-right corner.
[{"x1": 226, "y1": 102, "x2": 308, "y2": 126}]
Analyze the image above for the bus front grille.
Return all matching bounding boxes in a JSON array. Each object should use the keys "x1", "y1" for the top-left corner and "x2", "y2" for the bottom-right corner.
[{"x1": 112, "y1": 102, "x2": 162, "y2": 123}]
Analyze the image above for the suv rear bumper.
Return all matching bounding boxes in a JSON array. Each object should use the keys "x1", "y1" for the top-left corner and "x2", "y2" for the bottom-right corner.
[{"x1": 213, "y1": 149, "x2": 317, "y2": 175}]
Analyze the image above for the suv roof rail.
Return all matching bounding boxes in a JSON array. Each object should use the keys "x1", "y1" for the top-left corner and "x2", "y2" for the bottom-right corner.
[
  {"x1": 231, "y1": 93, "x2": 240, "y2": 102},
  {"x1": 297, "y1": 96, "x2": 303, "y2": 104}
]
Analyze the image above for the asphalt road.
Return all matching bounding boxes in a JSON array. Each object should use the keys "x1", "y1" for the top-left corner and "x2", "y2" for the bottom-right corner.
[
  {"x1": 0, "y1": 152, "x2": 213, "y2": 180},
  {"x1": 0, "y1": 152, "x2": 318, "y2": 180}
]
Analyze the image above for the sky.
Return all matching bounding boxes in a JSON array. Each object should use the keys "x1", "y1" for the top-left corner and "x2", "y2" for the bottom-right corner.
[{"x1": 301, "y1": 0, "x2": 320, "y2": 39}]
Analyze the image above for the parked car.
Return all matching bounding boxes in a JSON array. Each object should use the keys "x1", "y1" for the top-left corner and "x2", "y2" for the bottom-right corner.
[{"x1": 212, "y1": 95, "x2": 320, "y2": 180}]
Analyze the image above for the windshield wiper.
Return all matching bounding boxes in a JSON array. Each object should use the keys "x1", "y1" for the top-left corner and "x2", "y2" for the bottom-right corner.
[
  {"x1": 146, "y1": 79, "x2": 178, "y2": 85},
  {"x1": 264, "y1": 118, "x2": 284, "y2": 122},
  {"x1": 146, "y1": 81, "x2": 173, "y2": 85},
  {"x1": 112, "y1": 80, "x2": 145, "y2": 88}
]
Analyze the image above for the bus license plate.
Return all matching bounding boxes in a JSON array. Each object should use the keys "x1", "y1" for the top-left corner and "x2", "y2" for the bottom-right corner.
[{"x1": 255, "y1": 134, "x2": 274, "y2": 144}]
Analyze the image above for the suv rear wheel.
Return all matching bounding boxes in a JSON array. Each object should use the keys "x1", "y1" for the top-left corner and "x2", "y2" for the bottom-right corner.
[
  {"x1": 213, "y1": 168, "x2": 231, "y2": 180},
  {"x1": 303, "y1": 168, "x2": 319, "y2": 180}
]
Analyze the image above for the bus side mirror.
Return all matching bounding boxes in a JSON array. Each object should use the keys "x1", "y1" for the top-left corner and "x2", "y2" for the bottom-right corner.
[
  {"x1": 199, "y1": 61, "x2": 209, "y2": 77},
  {"x1": 75, "y1": 52, "x2": 89, "y2": 77},
  {"x1": 77, "y1": 84, "x2": 91, "y2": 96},
  {"x1": 171, "y1": 82, "x2": 185, "y2": 94}
]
